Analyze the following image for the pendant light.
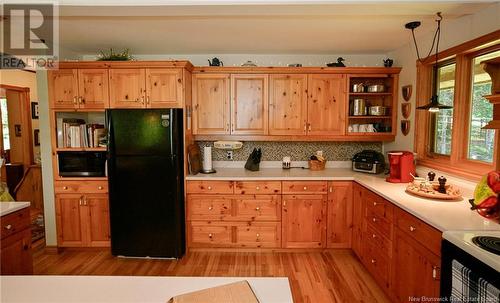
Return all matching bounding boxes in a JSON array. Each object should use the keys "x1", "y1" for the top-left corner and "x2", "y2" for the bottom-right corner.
[{"x1": 406, "y1": 12, "x2": 453, "y2": 112}]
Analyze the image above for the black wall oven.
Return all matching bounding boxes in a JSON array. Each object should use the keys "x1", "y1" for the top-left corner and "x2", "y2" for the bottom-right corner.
[
  {"x1": 441, "y1": 239, "x2": 500, "y2": 302},
  {"x1": 58, "y1": 151, "x2": 107, "y2": 177}
]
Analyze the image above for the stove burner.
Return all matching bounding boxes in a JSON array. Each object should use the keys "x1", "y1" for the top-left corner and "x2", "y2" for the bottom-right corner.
[{"x1": 471, "y1": 236, "x2": 500, "y2": 256}]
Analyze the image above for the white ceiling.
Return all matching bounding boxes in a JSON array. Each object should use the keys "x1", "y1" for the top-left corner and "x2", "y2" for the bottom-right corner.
[{"x1": 38, "y1": 2, "x2": 500, "y2": 56}]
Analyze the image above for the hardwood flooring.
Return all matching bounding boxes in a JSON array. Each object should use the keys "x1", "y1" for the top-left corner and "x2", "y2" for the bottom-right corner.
[{"x1": 33, "y1": 248, "x2": 390, "y2": 303}]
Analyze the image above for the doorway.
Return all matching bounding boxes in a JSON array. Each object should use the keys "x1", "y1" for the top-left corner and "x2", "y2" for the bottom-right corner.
[{"x1": 0, "y1": 84, "x2": 45, "y2": 247}]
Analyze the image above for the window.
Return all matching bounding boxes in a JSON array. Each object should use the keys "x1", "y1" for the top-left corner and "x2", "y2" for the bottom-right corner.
[
  {"x1": 415, "y1": 31, "x2": 499, "y2": 180},
  {"x1": 467, "y1": 50, "x2": 499, "y2": 162},
  {"x1": 431, "y1": 63, "x2": 455, "y2": 155},
  {"x1": 0, "y1": 97, "x2": 10, "y2": 150}
]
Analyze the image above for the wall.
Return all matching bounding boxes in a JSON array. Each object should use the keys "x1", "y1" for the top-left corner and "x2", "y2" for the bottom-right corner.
[
  {"x1": 0, "y1": 70, "x2": 41, "y2": 159},
  {"x1": 197, "y1": 141, "x2": 381, "y2": 162},
  {"x1": 80, "y1": 53, "x2": 388, "y2": 67},
  {"x1": 383, "y1": 2, "x2": 500, "y2": 154}
]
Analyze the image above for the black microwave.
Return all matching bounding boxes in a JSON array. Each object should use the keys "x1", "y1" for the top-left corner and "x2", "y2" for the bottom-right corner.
[{"x1": 58, "y1": 151, "x2": 107, "y2": 177}]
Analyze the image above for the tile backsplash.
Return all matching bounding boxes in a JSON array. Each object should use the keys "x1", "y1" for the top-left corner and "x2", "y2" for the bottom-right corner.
[{"x1": 196, "y1": 141, "x2": 382, "y2": 161}]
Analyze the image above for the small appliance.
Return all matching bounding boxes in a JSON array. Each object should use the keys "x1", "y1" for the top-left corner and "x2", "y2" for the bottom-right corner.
[
  {"x1": 57, "y1": 151, "x2": 107, "y2": 177},
  {"x1": 386, "y1": 151, "x2": 415, "y2": 183},
  {"x1": 352, "y1": 150, "x2": 385, "y2": 174}
]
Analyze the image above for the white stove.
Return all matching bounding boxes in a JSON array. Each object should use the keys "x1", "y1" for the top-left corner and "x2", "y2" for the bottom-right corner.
[
  {"x1": 443, "y1": 230, "x2": 500, "y2": 272},
  {"x1": 441, "y1": 230, "x2": 500, "y2": 301}
]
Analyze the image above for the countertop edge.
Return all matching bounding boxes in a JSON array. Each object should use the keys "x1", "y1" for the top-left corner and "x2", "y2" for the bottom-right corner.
[{"x1": 0, "y1": 202, "x2": 31, "y2": 217}]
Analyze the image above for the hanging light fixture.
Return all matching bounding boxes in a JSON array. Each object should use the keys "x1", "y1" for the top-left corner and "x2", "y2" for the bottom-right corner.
[{"x1": 406, "y1": 12, "x2": 453, "y2": 112}]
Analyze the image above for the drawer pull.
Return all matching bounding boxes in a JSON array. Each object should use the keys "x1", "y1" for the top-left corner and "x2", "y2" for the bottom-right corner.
[
  {"x1": 371, "y1": 259, "x2": 376, "y2": 264},
  {"x1": 372, "y1": 217, "x2": 377, "y2": 222},
  {"x1": 409, "y1": 226, "x2": 416, "y2": 232},
  {"x1": 208, "y1": 233, "x2": 213, "y2": 239},
  {"x1": 207, "y1": 186, "x2": 212, "y2": 190},
  {"x1": 256, "y1": 186, "x2": 260, "y2": 190},
  {"x1": 372, "y1": 234, "x2": 376, "y2": 239},
  {"x1": 373, "y1": 202, "x2": 377, "y2": 206},
  {"x1": 63, "y1": 186, "x2": 68, "y2": 190},
  {"x1": 255, "y1": 207, "x2": 260, "y2": 211},
  {"x1": 303, "y1": 186, "x2": 307, "y2": 190},
  {"x1": 98, "y1": 186, "x2": 103, "y2": 190},
  {"x1": 256, "y1": 233, "x2": 260, "y2": 237},
  {"x1": 4, "y1": 224, "x2": 12, "y2": 230},
  {"x1": 208, "y1": 206, "x2": 213, "y2": 211}
]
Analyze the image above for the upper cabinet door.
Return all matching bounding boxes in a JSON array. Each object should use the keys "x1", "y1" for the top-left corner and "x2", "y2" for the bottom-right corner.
[
  {"x1": 231, "y1": 74, "x2": 268, "y2": 135},
  {"x1": 307, "y1": 74, "x2": 346, "y2": 135},
  {"x1": 146, "y1": 68, "x2": 183, "y2": 108},
  {"x1": 49, "y1": 69, "x2": 79, "y2": 109},
  {"x1": 269, "y1": 74, "x2": 308, "y2": 135},
  {"x1": 78, "y1": 69, "x2": 109, "y2": 109},
  {"x1": 109, "y1": 69, "x2": 146, "y2": 108},
  {"x1": 192, "y1": 74, "x2": 230, "y2": 135}
]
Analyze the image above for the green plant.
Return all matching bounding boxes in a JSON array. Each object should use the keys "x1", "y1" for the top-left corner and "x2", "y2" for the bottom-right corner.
[{"x1": 96, "y1": 48, "x2": 132, "y2": 61}]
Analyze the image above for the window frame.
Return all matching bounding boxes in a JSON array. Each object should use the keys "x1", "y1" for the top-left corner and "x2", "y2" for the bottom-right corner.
[{"x1": 414, "y1": 30, "x2": 500, "y2": 180}]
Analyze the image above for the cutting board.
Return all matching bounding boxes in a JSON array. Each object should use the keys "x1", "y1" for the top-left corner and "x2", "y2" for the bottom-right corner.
[
  {"x1": 167, "y1": 280, "x2": 259, "y2": 303},
  {"x1": 187, "y1": 144, "x2": 201, "y2": 175}
]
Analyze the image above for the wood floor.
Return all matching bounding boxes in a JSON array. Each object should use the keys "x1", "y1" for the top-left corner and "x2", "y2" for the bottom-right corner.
[{"x1": 33, "y1": 248, "x2": 390, "y2": 303}]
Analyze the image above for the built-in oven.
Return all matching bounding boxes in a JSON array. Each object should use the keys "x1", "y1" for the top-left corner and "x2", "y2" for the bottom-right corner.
[
  {"x1": 441, "y1": 232, "x2": 500, "y2": 302},
  {"x1": 57, "y1": 151, "x2": 107, "y2": 177}
]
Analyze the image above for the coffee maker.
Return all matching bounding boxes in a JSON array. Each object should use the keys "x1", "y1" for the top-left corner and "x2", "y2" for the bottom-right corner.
[{"x1": 386, "y1": 151, "x2": 415, "y2": 183}]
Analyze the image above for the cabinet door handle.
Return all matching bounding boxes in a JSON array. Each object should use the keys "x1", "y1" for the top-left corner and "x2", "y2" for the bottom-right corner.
[
  {"x1": 255, "y1": 207, "x2": 260, "y2": 211},
  {"x1": 208, "y1": 206, "x2": 213, "y2": 210},
  {"x1": 409, "y1": 226, "x2": 416, "y2": 232},
  {"x1": 283, "y1": 201, "x2": 286, "y2": 207},
  {"x1": 308, "y1": 124, "x2": 312, "y2": 131},
  {"x1": 78, "y1": 96, "x2": 83, "y2": 104},
  {"x1": 84, "y1": 197, "x2": 88, "y2": 206},
  {"x1": 303, "y1": 123, "x2": 307, "y2": 133},
  {"x1": 146, "y1": 96, "x2": 150, "y2": 105},
  {"x1": 372, "y1": 234, "x2": 376, "y2": 239},
  {"x1": 432, "y1": 266, "x2": 440, "y2": 280},
  {"x1": 79, "y1": 196, "x2": 83, "y2": 206},
  {"x1": 329, "y1": 187, "x2": 333, "y2": 193},
  {"x1": 73, "y1": 96, "x2": 77, "y2": 105},
  {"x1": 141, "y1": 95, "x2": 145, "y2": 105},
  {"x1": 373, "y1": 202, "x2": 378, "y2": 206},
  {"x1": 372, "y1": 217, "x2": 377, "y2": 222},
  {"x1": 371, "y1": 259, "x2": 376, "y2": 264},
  {"x1": 4, "y1": 224, "x2": 12, "y2": 230}
]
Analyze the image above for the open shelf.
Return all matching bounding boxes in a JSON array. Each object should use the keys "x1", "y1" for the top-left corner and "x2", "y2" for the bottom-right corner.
[
  {"x1": 348, "y1": 92, "x2": 392, "y2": 96},
  {"x1": 348, "y1": 115, "x2": 392, "y2": 119},
  {"x1": 56, "y1": 147, "x2": 107, "y2": 152}
]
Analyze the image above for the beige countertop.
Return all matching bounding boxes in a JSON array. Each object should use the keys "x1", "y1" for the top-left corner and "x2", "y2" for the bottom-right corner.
[
  {"x1": 186, "y1": 168, "x2": 500, "y2": 233},
  {"x1": 0, "y1": 202, "x2": 30, "y2": 217},
  {"x1": 0, "y1": 276, "x2": 292, "y2": 303}
]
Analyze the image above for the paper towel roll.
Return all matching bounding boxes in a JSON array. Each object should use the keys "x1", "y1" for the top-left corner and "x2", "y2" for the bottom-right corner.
[{"x1": 203, "y1": 146, "x2": 213, "y2": 171}]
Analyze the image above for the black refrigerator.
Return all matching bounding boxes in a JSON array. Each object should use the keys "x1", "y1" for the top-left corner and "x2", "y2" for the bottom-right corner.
[{"x1": 107, "y1": 109, "x2": 185, "y2": 258}]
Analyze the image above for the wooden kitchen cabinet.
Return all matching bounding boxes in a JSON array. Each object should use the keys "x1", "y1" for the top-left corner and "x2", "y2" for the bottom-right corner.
[
  {"x1": 55, "y1": 192, "x2": 110, "y2": 247},
  {"x1": 392, "y1": 229, "x2": 441, "y2": 302},
  {"x1": 326, "y1": 181, "x2": 353, "y2": 248},
  {"x1": 352, "y1": 183, "x2": 364, "y2": 259},
  {"x1": 0, "y1": 208, "x2": 33, "y2": 275},
  {"x1": 50, "y1": 69, "x2": 109, "y2": 109},
  {"x1": 230, "y1": 74, "x2": 269, "y2": 135},
  {"x1": 307, "y1": 74, "x2": 346, "y2": 135},
  {"x1": 49, "y1": 69, "x2": 79, "y2": 109},
  {"x1": 146, "y1": 68, "x2": 183, "y2": 108},
  {"x1": 109, "y1": 68, "x2": 146, "y2": 108},
  {"x1": 269, "y1": 74, "x2": 308, "y2": 135},
  {"x1": 77, "y1": 69, "x2": 109, "y2": 109},
  {"x1": 282, "y1": 194, "x2": 327, "y2": 248},
  {"x1": 192, "y1": 74, "x2": 231, "y2": 135}
]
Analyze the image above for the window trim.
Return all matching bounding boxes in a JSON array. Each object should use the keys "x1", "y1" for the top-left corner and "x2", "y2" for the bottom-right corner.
[{"x1": 414, "y1": 30, "x2": 500, "y2": 180}]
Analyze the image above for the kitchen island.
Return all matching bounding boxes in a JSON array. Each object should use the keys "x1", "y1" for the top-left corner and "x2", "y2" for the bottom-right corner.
[{"x1": 0, "y1": 276, "x2": 293, "y2": 303}]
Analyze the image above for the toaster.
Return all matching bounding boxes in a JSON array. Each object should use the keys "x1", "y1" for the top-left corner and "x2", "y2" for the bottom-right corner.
[{"x1": 352, "y1": 150, "x2": 385, "y2": 174}]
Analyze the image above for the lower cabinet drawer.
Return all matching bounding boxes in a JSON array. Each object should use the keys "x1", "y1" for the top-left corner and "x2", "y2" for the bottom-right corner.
[
  {"x1": 366, "y1": 209, "x2": 392, "y2": 239},
  {"x1": 187, "y1": 195, "x2": 232, "y2": 220},
  {"x1": 365, "y1": 224, "x2": 392, "y2": 257},
  {"x1": 1, "y1": 208, "x2": 30, "y2": 240},
  {"x1": 234, "y1": 195, "x2": 281, "y2": 221},
  {"x1": 189, "y1": 222, "x2": 233, "y2": 247},
  {"x1": 54, "y1": 180, "x2": 108, "y2": 194},
  {"x1": 235, "y1": 222, "x2": 281, "y2": 248},
  {"x1": 363, "y1": 243, "x2": 390, "y2": 289}
]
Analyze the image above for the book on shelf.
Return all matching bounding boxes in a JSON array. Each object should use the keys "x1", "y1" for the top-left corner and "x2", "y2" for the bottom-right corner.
[{"x1": 60, "y1": 118, "x2": 107, "y2": 148}]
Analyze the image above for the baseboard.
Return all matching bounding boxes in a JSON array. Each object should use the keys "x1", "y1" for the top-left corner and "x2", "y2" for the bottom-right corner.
[{"x1": 44, "y1": 245, "x2": 60, "y2": 254}]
